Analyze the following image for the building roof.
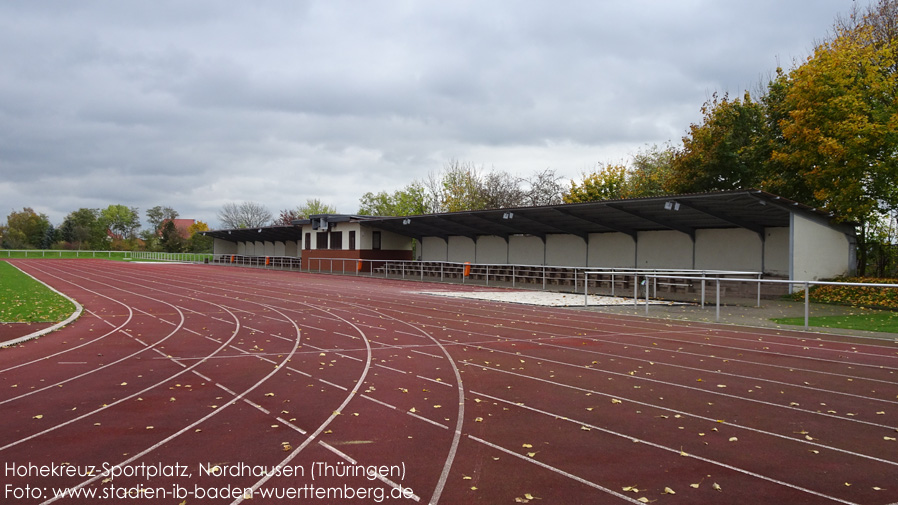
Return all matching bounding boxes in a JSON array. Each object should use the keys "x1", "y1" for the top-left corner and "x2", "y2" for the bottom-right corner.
[
  {"x1": 202, "y1": 190, "x2": 855, "y2": 245},
  {"x1": 368, "y1": 189, "x2": 855, "y2": 241}
]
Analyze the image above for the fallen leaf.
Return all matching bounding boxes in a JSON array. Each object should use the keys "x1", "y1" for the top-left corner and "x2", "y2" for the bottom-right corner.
[
  {"x1": 663, "y1": 487, "x2": 675, "y2": 495},
  {"x1": 712, "y1": 483, "x2": 722, "y2": 491},
  {"x1": 33, "y1": 415, "x2": 43, "y2": 419}
]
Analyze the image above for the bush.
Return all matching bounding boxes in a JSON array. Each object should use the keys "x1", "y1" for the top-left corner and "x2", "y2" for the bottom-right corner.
[{"x1": 791, "y1": 277, "x2": 898, "y2": 309}]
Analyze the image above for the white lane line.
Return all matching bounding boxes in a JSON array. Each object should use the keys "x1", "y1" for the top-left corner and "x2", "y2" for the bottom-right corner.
[
  {"x1": 467, "y1": 435, "x2": 649, "y2": 505},
  {"x1": 319, "y1": 440, "x2": 422, "y2": 502},
  {"x1": 467, "y1": 344, "x2": 898, "y2": 431},
  {"x1": 230, "y1": 303, "x2": 373, "y2": 505},
  {"x1": 468, "y1": 404, "x2": 859, "y2": 505},
  {"x1": 37, "y1": 297, "x2": 280, "y2": 505},
  {"x1": 463, "y1": 361, "x2": 898, "y2": 467}
]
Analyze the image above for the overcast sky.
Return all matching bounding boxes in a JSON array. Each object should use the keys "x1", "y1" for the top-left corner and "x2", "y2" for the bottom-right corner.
[{"x1": 0, "y1": 0, "x2": 853, "y2": 229}]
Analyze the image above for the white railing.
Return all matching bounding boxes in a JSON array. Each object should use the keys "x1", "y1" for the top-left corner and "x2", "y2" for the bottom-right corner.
[
  {"x1": 1, "y1": 249, "x2": 133, "y2": 259},
  {"x1": 590, "y1": 272, "x2": 898, "y2": 330}
]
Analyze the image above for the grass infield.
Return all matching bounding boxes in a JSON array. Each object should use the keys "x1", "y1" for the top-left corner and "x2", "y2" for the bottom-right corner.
[
  {"x1": 772, "y1": 311, "x2": 898, "y2": 333},
  {"x1": 0, "y1": 261, "x2": 76, "y2": 323}
]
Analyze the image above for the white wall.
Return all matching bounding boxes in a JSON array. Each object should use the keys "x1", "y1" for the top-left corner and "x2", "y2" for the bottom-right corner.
[
  {"x1": 476, "y1": 236, "x2": 508, "y2": 264},
  {"x1": 546, "y1": 235, "x2": 586, "y2": 267},
  {"x1": 447, "y1": 236, "x2": 476, "y2": 263},
  {"x1": 694, "y1": 228, "x2": 762, "y2": 271},
  {"x1": 764, "y1": 227, "x2": 789, "y2": 276},
  {"x1": 792, "y1": 214, "x2": 851, "y2": 280},
  {"x1": 588, "y1": 233, "x2": 635, "y2": 268},
  {"x1": 213, "y1": 238, "x2": 238, "y2": 255},
  {"x1": 508, "y1": 235, "x2": 544, "y2": 265},
  {"x1": 636, "y1": 230, "x2": 693, "y2": 269},
  {"x1": 285, "y1": 240, "x2": 299, "y2": 257},
  {"x1": 237, "y1": 242, "x2": 248, "y2": 255},
  {"x1": 422, "y1": 237, "x2": 448, "y2": 261}
]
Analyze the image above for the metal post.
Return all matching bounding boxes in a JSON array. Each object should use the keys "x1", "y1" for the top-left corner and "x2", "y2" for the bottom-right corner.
[
  {"x1": 757, "y1": 273, "x2": 762, "y2": 307},
  {"x1": 645, "y1": 276, "x2": 650, "y2": 315},
  {"x1": 584, "y1": 272, "x2": 589, "y2": 306},
  {"x1": 804, "y1": 282, "x2": 810, "y2": 330},
  {"x1": 486, "y1": 264, "x2": 490, "y2": 286},
  {"x1": 611, "y1": 272, "x2": 615, "y2": 297},
  {"x1": 701, "y1": 275, "x2": 706, "y2": 307},
  {"x1": 542, "y1": 266, "x2": 546, "y2": 290},
  {"x1": 715, "y1": 279, "x2": 720, "y2": 322},
  {"x1": 512, "y1": 265, "x2": 516, "y2": 287},
  {"x1": 633, "y1": 274, "x2": 638, "y2": 308}
]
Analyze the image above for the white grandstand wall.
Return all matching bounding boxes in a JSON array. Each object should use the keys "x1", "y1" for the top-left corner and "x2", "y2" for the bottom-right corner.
[
  {"x1": 509, "y1": 236, "x2": 543, "y2": 265},
  {"x1": 791, "y1": 214, "x2": 853, "y2": 281},
  {"x1": 214, "y1": 238, "x2": 238, "y2": 254},
  {"x1": 588, "y1": 233, "x2": 635, "y2": 268}
]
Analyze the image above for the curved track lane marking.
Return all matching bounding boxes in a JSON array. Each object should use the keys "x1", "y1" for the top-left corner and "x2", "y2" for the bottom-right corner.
[
  {"x1": 0, "y1": 266, "x2": 188, "y2": 406},
  {"x1": 467, "y1": 392, "x2": 862, "y2": 505},
  {"x1": 230, "y1": 301, "x2": 372, "y2": 505},
  {"x1": 335, "y1": 301, "x2": 466, "y2": 505},
  {"x1": 462, "y1": 360, "x2": 898, "y2": 467},
  {"x1": 39, "y1": 303, "x2": 302, "y2": 505}
]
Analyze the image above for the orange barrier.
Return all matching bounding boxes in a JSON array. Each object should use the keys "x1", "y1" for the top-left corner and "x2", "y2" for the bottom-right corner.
[
  {"x1": 230, "y1": 255, "x2": 235, "y2": 263},
  {"x1": 265, "y1": 256, "x2": 271, "y2": 266},
  {"x1": 464, "y1": 262, "x2": 471, "y2": 277},
  {"x1": 357, "y1": 260, "x2": 364, "y2": 272}
]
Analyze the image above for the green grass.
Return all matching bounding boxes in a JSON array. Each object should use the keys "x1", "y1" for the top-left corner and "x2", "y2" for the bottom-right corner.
[
  {"x1": 0, "y1": 262, "x2": 76, "y2": 323},
  {"x1": 772, "y1": 312, "x2": 898, "y2": 333}
]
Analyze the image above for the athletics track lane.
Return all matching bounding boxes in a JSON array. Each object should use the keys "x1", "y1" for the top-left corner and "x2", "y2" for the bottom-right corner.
[{"x1": 1, "y1": 259, "x2": 897, "y2": 505}]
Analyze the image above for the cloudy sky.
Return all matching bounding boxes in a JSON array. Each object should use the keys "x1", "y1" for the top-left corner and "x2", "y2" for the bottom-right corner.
[{"x1": 1, "y1": 0, "x2": 852, "y2": 229}]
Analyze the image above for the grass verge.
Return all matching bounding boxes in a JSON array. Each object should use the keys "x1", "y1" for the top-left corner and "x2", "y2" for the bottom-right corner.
[
  {"x1": 771, "y1": 312, "x2": 898, "y2": 333},
  {"x1": 0, "y1": 262, "x2": 76, "y2": 323}
]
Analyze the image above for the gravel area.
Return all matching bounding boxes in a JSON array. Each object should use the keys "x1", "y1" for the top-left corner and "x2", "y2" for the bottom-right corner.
[{"x1": 416, "y1": 290, "x2": 679, "y2": 307}]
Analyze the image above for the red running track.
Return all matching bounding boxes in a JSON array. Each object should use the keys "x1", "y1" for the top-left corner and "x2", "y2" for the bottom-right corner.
[{"x1": 1, "y1": 259, "x2": 897, "y2": 505}]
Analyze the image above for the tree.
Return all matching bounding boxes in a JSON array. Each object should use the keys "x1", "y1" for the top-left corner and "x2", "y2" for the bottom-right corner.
[
  {"x1": 481, "y1": 170, "x2": 526, "y2": 209},
  {"x1": 101, "y1": 204, "x2": 140, "y2": 240},
  {"x1": 296, "y1": 198, "x2": 337, "y2": 218},
  {"x1": 667, "y1": 92, "x2": 771, "y2": 194},
  {"x1": 563, "y1": 163, "x2": 629, "y2": 203},
  {"x1": 146, "y1": 206, "x2": 179, "y2": 233},
  {"x1": 59, "y1": 208, "x2": 105, "y2": 250},
  {"x1": 440, "y1": 161, "x2": 487, "y2": 212},
  {"x1": 628, "y1": 144, "x2": 676, "y2": 198},
  {"x1": 160, "y1": 220, "x2": 184, "y2": 253},
  {"x1": 358, "y1": 182, "x2": 429, "y2": 216},
  {"x1": 3, "y1": 208, "x2": 51, "y2": 249},
  {"x1": 217, "y1": 202, "x2": 272, "y2": 229},
  {"x1": 274, "y1": 208, "x2": 301, "y2": 225},
  {"x1": 522, "y1": 168, "x2": 565, "y2": 206}
]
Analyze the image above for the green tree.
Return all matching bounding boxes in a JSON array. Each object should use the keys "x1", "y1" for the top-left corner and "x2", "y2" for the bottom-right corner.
[
  {"x1": 563, "y1": 163, "x2": 628, "y2": 203},
  {"x1": 3, "y1": 208, "x2": 51, "y2": 249},
  {"x1": 358, "y1": 182, "x2": 429, "y2": 216},
  {"x1": 667, "y1": 92, "x2": 770, "y2": 194},
  {"x1": 628, "y1": 144, "x2": 676, "y2": 197},
  {"x1": 183, "y1": 221, "x2": 213, "y2": 253},
  {"x1": 146, "y1": 206, "x2": 179, "y2": 233},
  {"x1": 160, "y1": 220, "x2": 184, "y2": 253},
  {"x1": 101, "y1": 204, "x2": 140, "y2": 240},
  {"x1": 296, "y1": 198, "x2": 337, "y2": 218},
  {"x1": 60, "y1": 208, "x2": 106, "y2": 250}
]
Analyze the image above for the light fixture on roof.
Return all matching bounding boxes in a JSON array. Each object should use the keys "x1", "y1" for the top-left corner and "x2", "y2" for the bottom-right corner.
[
  {"x1": 402, "y1": 218, "x2": 411, "y2": 225},
  {"x1": 503, "y1": 212, "x2": 514, "y2": 219},
  {"x1": 664, "y1": 201, "x2": 680, "y2": 211},
  {"x1": 258, "y1": 229, "x2": 262, "y2": 233}
]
